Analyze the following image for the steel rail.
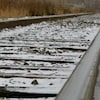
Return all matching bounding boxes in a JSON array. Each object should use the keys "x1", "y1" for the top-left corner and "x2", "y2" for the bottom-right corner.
[
  {"x1": 0, "y1": 13, "x2": 93, "y2": 29},
  {"x1": 55, "y1": 30, "x2": 100, "y2": 100}
]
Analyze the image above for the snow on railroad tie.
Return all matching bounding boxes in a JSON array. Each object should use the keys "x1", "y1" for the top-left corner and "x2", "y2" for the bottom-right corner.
[{"x1": 0, "y1": 14, "x2": 100, "y2": 99}]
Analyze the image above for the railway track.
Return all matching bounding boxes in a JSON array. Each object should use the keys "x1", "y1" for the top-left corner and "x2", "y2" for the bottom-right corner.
[
  {"x1": 0, "y1": 13, "x2": 92, "y2": 29},
  {"x1": 0, "y1": 13, "x2": 100, "y2": 100}
]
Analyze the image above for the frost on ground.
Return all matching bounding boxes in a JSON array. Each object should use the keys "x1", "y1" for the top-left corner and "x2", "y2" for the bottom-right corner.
[
  {"x1": 0, "y1": 98, "x2": 55, "y2": 100},
  {"x1": 0, "y1": 14, "x2": 100, "y2": 100}
]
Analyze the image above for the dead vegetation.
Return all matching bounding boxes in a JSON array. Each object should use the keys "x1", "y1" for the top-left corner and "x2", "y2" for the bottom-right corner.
[{"x1": 0, "y1": 0, "x2": 94, "y2": 18}]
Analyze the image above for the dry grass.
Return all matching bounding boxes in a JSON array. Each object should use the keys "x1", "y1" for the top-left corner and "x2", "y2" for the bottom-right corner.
[
  {"x1": 0, "y1": 9, "x2": 30, "y2": 18},
  {"x1": 0, "y1": 0, "x2": 95, "y2": 18}
]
